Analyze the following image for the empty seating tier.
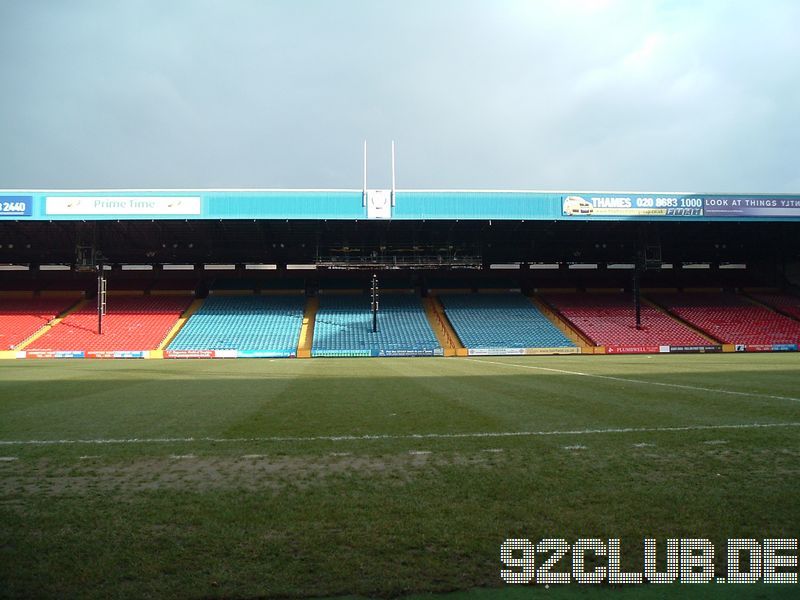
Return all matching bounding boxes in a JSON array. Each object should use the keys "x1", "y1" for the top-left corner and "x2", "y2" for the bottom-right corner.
[
  {"x1": 168, "y1": 295, "x2": 305, "y2": 355},
  {"x1": 0, "y1": 297, "x2": 78, "y2": 350},
  {"x1": 542, "y1": 293, "x2": 708, "y2": 348},
  {"x1": 312, "y1": 294, "x2": 440, "y2": 356},
  {"x1": 748, "y1": 292, "x2": 800, "y2": 321},
  {"x1": 27, "y1": 295, "x2": 191, "y2": 352},
  {"x1": 440, "y1": 293, "x2": 575, "y2": 349},
  {"x1": 650, "y1": 292, "x2": 800, "y2": 346}
]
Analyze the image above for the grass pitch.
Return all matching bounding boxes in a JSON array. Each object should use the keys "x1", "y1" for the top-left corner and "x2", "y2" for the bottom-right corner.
[{"x1": 1, "y1": 354, "x2": 799, "y2": 599}]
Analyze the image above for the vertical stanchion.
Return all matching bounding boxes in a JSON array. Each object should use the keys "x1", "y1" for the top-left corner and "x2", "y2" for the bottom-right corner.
[
  {"x1": 371, "y1": 274, "x2": 379, "y2": 333},
  {"x1": 633, "y1": 264, "x2": 642, "y2": 330},
  {"x1": 97, "y1": 265, "x2": 107, "y2": 335}
]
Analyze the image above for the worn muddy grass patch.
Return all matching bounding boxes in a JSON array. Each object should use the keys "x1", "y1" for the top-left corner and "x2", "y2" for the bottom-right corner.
[
  {"x1": 3, "y1": 429, "x2": 800, "y2": 598},
  {"x1": 0, "y1": 451, "x2": 505, "y2": 495}
]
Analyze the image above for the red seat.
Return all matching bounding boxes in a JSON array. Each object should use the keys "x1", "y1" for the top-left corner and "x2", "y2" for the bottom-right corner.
[
  {"x1": 749, "y1": 293, "x2": 800, "y2": 322},
  {"x1": 542, "y1": 293, "x2": 708, "y2": 347},
  {"x1": 27, "y1": 295, "x2": 191, "y2": 351},
  {"x1": 650, "y1": 293, "x2": 800, "y2": 345},
  {"x1": 0, "y1": 297, "x2": 78, "y2": 349}
]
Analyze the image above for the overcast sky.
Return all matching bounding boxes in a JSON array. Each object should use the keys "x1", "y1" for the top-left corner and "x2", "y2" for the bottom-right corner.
[{"x1": 0, "y1": 0, "x2": 798, "y2": 191}]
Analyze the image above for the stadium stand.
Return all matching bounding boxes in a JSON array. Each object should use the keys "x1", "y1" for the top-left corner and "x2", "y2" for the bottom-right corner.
[
  {"x1": 312, "y1": 294, "x2": 440, "y2": 356},
  {"x1": 168, "y1": 295, "x2": 305, "y2": 355},
  {"x1": 747, "y1": 292, "x2": 800, "y2": 321},
  {"x1": 148, "y1": 276, "x2": 199, "y2": 293},
  {"x1": 439, "y1": 293, "x2": 575, "y2": 349},
  {"x1": 27, "y1": 295, "x2": 192, "y2": 352},
  {"x1": 541, "y1": 292, "x2": 709, "y2": 347},
  {"x1": 650, "y1": 292, "x2": 800, "y2": 346},
  {"x1": 209, "y1": 278, "x2": 260, "y2": 292},
  {"x1": 259, "y1": 276, "x2": 306, "y2": 291},
  {"x1": 0, "y1": 296, "x2": 80, "y2": 349}
]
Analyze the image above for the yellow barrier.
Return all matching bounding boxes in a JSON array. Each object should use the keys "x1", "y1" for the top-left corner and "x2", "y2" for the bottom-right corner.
[
  {"x1": 423, "y1": 296, "x2": 462, "y2": 356},
  {"x1": 297, "y1": 297, "x2": 319, "y2": 358},
  {"x1": 158, "y1": 298, "x2": 205, "y2": 350},
  {"x1": 529, "y1": 295, "x2": 595, "y2": 351}
]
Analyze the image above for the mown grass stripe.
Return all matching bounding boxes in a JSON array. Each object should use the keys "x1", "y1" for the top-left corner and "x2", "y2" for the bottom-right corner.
[
  {"x1": 468, "y1": 358, "x2": 800, "y2": 403},
  {"x1": 2, "y1": 421, "x2": 800, "y2": 445}
]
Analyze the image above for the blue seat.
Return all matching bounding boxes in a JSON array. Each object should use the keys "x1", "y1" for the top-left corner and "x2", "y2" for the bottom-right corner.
[
  {"x1": 440, "y1": 293, "x2": 576, "y2": 349},
  {"x1": 312, "y1": 294, "x2": 440, "y2": 356},
  {"x1": 168, "y1": 295, "x2": 305, "y2": 355}
]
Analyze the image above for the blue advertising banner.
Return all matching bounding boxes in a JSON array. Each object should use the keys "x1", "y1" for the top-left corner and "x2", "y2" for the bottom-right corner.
[
  {"x1": 237, "y1": 350, "x2": 296, "y2": 358},
  {"x1": 0, "y1": 195, "x2": 33, "y2": 217},
  {"x1": 376, "y1": 349, "x2": 440, "y2": 357},
  {"x1": 311, "y1": 349, "x2": 374, "y2": 357}
]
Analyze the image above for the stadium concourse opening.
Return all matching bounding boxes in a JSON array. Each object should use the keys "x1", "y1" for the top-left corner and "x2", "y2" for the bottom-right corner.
[{"x1": 1, "y1": 189, "x2": 799, "y2": 359}]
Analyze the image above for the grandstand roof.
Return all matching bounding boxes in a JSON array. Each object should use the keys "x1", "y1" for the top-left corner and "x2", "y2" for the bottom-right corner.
[{"x1": 1, "y1": 189, "x2": 800, "y2": 222}]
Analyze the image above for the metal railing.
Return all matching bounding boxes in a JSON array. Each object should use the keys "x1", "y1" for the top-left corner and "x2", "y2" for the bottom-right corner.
[{"x1": 316, "y1": 255, "x2": 482, "y2": 270}]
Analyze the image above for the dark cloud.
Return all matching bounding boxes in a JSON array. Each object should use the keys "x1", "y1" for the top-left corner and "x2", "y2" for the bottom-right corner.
[{"x1": 1, "y1": 0, "x2": 798, "y2": 191}]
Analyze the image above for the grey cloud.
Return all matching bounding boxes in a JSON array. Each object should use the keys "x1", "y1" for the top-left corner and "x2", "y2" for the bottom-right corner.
[{"x1": 0, "y1": 0, "x2": 798, "y2": 191}]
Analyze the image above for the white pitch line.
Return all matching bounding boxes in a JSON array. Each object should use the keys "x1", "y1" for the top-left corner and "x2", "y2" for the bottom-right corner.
[
  {"x1": 468, "y1": 358, "x2": 800, "y2": 403},
  {"x1": 0, "y1": 422, "x2": 799, "y2": 446}
]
